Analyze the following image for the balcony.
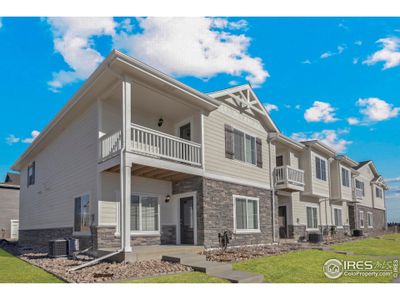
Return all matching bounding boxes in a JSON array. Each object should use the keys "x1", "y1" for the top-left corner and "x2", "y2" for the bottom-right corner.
[
  {"x1": 274, "y1": 165, "x2": 305, "y2": 192},
  {"x1": 99, "y1": 123, "x2": 202, "y2": 168}
]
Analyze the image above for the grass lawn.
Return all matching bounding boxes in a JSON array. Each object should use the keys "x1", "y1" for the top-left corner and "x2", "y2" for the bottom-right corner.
[
  {"x1": 233, "y1": 249, "x2": 395, "y2": 283},
  {"x1": 0, "y1": 248, "x2": 63, "y2": 283},
  {"x1": 123, "y1": 272, "x2": 229, "y2": 283},
  {"x1": 331, "y1": 234, "x2": 400, "y2": 257}
]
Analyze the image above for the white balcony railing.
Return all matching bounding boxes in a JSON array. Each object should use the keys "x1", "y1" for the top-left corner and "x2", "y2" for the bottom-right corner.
[
  {"x1": 275, "y1": 165, "x2": 305, "y2": 187},
  {"x1": 130, "y1": 123, "x2": 202, "y2": 167},
  {"x1": 99, "y1": 130, "x2": 122, "y2": 160}
]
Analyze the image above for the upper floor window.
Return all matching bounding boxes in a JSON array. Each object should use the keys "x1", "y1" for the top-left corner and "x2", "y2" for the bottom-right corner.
[
  {"x1": 341, "y1": 167, "x2": 350, "y2": 187},
  {"x1": 375, "y1": 187, "x2": 383, "y2": 198},
  {"x1": 225, "y1": 124, "x2": 262, "y2": 168},
  {"x1": 74, "y1": 194, "x2": 90, "y2": 233},
  {"x1": 27, "y1": 162, "x2": 35, "y2": 186},
  {"x1": 315, "y1": 156, "x2": 327, "y2": 181},
  {"x1": 355, "y1": 179, "x2": 365, "y2": 196},
  {"x1": 276, "y1": 155, "x2": 284, "y2": 167}
]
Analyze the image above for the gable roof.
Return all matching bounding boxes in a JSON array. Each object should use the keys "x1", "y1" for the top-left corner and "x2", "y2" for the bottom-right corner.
[
  {"x1": 301, "y1": 140, "x2": 336, "y2": 157},
  {"x1": 335, "y1": 155, "x2": 358, "y2": 168},
  {"x1": 12, "y1": 50, "x2": 221, "y2": 171},
  {"x1": 4, "y1": 172, "x2": 20, "y2": 185},
  {"x1": 208, "y1": 84, "x2": 280, "y2": 133}
]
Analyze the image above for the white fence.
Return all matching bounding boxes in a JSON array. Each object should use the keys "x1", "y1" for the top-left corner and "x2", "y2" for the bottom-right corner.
[{"x1": 275, "y1": 165, "x2": 305, "y2": 186}]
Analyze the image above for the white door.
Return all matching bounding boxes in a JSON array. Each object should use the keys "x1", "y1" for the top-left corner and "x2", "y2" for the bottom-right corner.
[{"x1": 10, "y1": 220, "x2": 19, "y2": 240}]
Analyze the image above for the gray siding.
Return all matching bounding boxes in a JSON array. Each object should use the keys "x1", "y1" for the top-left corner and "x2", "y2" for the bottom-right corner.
[{"x1": 0, "y1": 187, "x2": 19, "y2": 239}]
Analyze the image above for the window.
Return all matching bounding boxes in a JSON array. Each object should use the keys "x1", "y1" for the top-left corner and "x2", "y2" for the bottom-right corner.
[
  {"x1": 341, "y1": 167, "x2": 350, "y2": 187},
  {"x1": 131, "y1": 194, "x2": 159, "y2": 233},
  {"x1": 333, "y1": 208, "x2": 343, "y2": 227},
  {"x1": 74, "y1": 194, "x2": 90, "y2": 233},
  {"x1": 306, "y1": 207, "x2": 318, "y2": 229},
  {"x1": 233, "y1": 129, "x2": 257, "y2": 165},
  {"x1": 315, "y1": 156, "x2": 327, "y2": 181},
  {"x1": 27, "y1": 162, "x2": 35, "y2": 186},
  {"x1": 234, "y1": 196, "x2": 259, "y2": 232},
  {"x1": 276, "y1": 155, "x2": 284, "y2": 167},
  {"x1": 359, "y1": 211, "x2": 364, "y2": 228},
  {"x1": 375, "y1": 187, "x2": 383, "y2": 198},
  {"x1": 367, "y1": 212, "x2": 373, "y2": 228},
  {"x1": 355, "y1": 179, "x2": 365, "y2": 196}
]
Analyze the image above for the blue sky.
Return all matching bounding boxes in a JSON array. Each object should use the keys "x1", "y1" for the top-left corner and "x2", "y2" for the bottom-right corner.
[{"x1": 0, "y1": 17, "x2": 399, "y2": 221}]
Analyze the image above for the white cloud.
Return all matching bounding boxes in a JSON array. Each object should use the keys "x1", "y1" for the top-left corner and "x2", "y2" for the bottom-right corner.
[
  {"x1": 363, "y1": 37, "x2": 400, "y2": 69},
  {"x1": 6, "y1": 135, "x2": 20, "y2": 145},
  {"x1": 347, "y1": 117, "x2": 360, "y2": 125},
  {"x1": 355, "y1": 40, "x2": 363, "y2": 46},
  {"x1": 386, "y1": 177, "x2": 400, "y2": 183},
  {"x1": 228, "y1": 80, "x2": 239, "y2": 86},
  {"x1": 338, "y1": 23, "x2": 349, "y2": 30},
  {"x1": 46, "y1": 17, "x2": 117, "y2": 92},
  {"x1": 357, "y1": 97, "x2": 400, "y2": 122},
  {"x1": 353, "y1": 57, "x2": 359, "y2": 64},
  {"x1": 295, "y1": 104, "x2": 301, "y2": 110},
  {"x1": 320, "y1": 45, "x2": 346, "y2": 59},
  {"x1": 304, "y1": 101, "x2": 338, "y2": 123},
  {"x1": 291, "y1": 129, "x2": 352, "y2": 153},
  {"x1": 5, "y1": 130, "x2": 40, "y2": 145},
  {"x1": 301, "y1": 59, "x2": 311, "y2": 64},
  {"x1": 113, "y1": 17, "x2": 269, "y2": 87},
  {"x1": 0, "y1": 18, "x2": 3, "y2": 29},
  {"x1": 22, "y1": 130, "x2": 41, "y2": 143},
  {"x1": 264, "y1": 103, "x2": 279, "y2": 113}
]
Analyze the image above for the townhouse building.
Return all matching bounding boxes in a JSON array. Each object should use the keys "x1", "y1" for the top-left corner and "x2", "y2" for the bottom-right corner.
[{"x1": 12, "y1": 50, "x2": 387, "y2": 260}]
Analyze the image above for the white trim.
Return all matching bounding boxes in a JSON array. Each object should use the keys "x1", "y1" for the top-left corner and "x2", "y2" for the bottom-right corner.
[
  {"x1": 333, "y1": 207, "x2": 343, "y2": 227},
  {"x1": 231, "y1": 126, "x2": 258, "y2": 167},
  {"x1": 314, "y1": 153, "x2": 328, "y2": 182},
  {"x1": 340, "y1": 165, "x2": 351, "y2": 188},
  {"x1": 72, "y1": 192, "x2": 91, "y2": 235},
  {"x1": 10, "y1": 219, "x2": 19, "y2": 239},
  {"x1": 367, "y1": 212, "x2": 373, "y2": 228},
  {"x1": 174, "y1": 191, "x2": 197, "y2": 245},
  {"x1": 359, "y1": 210, "x2": 365, "y2": 228},
  {"x1": 200, "y1": 112, "x2": 205, "y2": 171},
  {"x1": 306, "y1": 205, "x2": 319, "y2": 229},
  {"x1": 233, "y1": 195, "x2": 261, "y2": 234},
  {"x1": 130, "y1": 192, "x2": 161, "y2": 235}
]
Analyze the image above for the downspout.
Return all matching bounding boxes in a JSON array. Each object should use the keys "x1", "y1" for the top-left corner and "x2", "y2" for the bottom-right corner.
[{"x1": 267, "y1": 133, "x2": 278, "y2": 243}]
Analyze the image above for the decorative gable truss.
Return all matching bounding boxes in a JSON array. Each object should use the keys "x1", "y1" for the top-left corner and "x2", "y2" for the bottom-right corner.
[{"x1": 208, "y1": 84, "x2": 279, "y2": 132}]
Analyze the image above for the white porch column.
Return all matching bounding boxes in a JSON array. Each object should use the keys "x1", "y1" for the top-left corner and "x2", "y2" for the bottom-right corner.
[{"x1": 120, "y1": 78, "x2": 132, "y2": 252}]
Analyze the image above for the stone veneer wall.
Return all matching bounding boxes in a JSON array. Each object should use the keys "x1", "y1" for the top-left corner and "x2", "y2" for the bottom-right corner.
[
  {"x1": 19, "y1": 227, "x2": 73, "y2": 248},
  {"x1": 352, "y1": 205, "x2": 386, "y2": 236}
]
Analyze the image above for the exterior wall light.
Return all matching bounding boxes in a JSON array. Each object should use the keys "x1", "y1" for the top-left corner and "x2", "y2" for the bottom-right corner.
[
  {"x1": 158, "y1": 118, "x2": 164, "y2": 127},
  {"x1": 165, "y1": 195, "x2": 171, "y2": 203}
]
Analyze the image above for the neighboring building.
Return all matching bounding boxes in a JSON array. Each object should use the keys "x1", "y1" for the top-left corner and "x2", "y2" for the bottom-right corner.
[
  {"x1": 12, "y1": 50, "x2": 388, "y2": 256},
  {"x1": 0, "y1": 172, "x2": 20, "y2": 240}
]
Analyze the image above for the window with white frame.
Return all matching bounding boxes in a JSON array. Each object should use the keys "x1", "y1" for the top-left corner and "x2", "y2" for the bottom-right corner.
[
  {"x1": 367, "y1": 212, "x2": 373, "y2": 228},
  {"x1": 315, "y1": 156, "x2": 327, "y2": 181},
  {"x1": 131, "y1": 194, "x2": 160, "y2": 233},
  {"x1": 341, "y1": 167, "x2": 350, "y2": 187},
  {"x1": 333, "y1": 208, "x2": 343, "y2": 227},
  {"x1": 74, "y1": 194, "x2": 90, "y2": 233},
  {"x1": 233, "y1": 129, "x2": 257, "y2": 165},
  {"x1": 375, "y1": 187, "x2": 383, "y2": 198},
  {"x1": 306, "y1": 206, "x2": 318, "y2": 229},
  {"x1": 355, "y1": 179, "x2": 365, "y2": 196},
  {"x1": 359, "y1": 210, "x2": 364, "y2": 228},
  {"x1": 234, "y1": 196, "x2": 259, "y2": 232}
]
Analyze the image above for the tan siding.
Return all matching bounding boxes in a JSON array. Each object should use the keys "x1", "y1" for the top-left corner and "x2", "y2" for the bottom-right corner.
[
  {"x1": 203, "y1": 104, "x2": 271, "y2": 187},
  {"x1": 310, "y1": 151, "x2": 330, "y2": 197},
  {"x1": 356, "y1": 166, "x2": 375, "y2": 208},
  {"x1": 340, "y1": 165, "x2": 352, "y2": 201},
  {"x1": 19, "y1": 103, "x2": 99, "y2": 230}
]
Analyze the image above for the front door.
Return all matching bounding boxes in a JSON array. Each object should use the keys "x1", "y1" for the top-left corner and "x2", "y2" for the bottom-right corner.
[
  {"x1": 278, "y1": 206, "x2": 287, "y2": 238},
  {"x1": 179, "y1": 123, "x2": 191, "y2": 141},
  {"x1": 180, "y1": 196, "x2": 194, "y2": 244}
]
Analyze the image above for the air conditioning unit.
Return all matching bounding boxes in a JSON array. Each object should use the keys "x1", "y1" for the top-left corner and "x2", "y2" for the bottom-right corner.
[
  {"x1": 66, "y1": 238, "x2": 79, "y2": 256},
  {"x1": 48, "y1": 239, "x2": 68, "y2": 257},
  {"x1": 353, "y1": 229, "x2": 364, "y2": 237},
  {"x1": 308, "y1": 232, "x2": 323, "y2": 243}
]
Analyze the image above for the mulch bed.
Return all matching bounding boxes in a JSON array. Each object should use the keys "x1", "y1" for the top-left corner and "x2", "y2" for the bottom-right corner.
[{"x1": 0, "y1": 242, "x2": 192, "y2": 283}]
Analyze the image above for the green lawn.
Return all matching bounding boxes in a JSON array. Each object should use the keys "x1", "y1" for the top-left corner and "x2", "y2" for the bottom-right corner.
[
  {"x1": 124, "y1": 272, "x2": 228, "y2": 283},
  {"x1": 0, "y1": 248, "x2": 63, "y2": 283},
  {"x1": 331, "y1": 234, "x2": 400, "y2": 257},
  {"x1": 233, "y1": 249, "x2": 395, "y2": 283}
]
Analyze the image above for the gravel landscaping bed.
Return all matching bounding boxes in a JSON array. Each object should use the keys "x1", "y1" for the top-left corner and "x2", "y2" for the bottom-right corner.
[{"x1": 0, "y1": 242, "x2": 192, "y2": 283}]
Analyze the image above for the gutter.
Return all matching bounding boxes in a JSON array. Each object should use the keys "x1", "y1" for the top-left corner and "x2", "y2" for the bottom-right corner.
[{"x1": 267, "y1": 133, "x2": 278, "y2": 243}]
